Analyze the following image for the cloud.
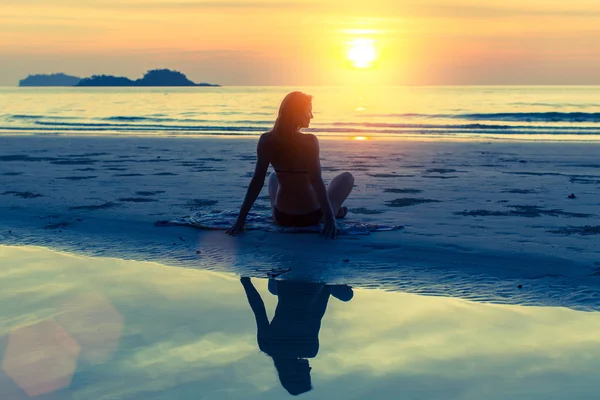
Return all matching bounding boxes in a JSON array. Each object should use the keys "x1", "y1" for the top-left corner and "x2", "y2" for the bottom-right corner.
[
  {"x1": 3, "y1": 0, "x2": 600, "y2": 18},
  {"x1": 0, "y1": 0, "x2": 315, "y2": 10},
  {"x1": 116, "y1": 0, "x2": 309, "y2": 9},
  {"x1": 415, "y1": 3, "x2": 600, "y2": 18}
]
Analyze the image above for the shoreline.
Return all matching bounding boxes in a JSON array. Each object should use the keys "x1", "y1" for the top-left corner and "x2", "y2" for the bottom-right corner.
[
  {"x1": 2, "y1": 132, "x2": 600, "y2": 143},
  {"x1": 1, "y1": 135, "x2": 599, "y2": 310}
]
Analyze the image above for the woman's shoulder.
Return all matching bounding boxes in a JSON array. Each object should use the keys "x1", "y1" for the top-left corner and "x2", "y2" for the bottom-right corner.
[
  {"x1": 260, "y1": 130, "x2": 273, "y2": 139},
  {"x1": 258, "y1": 131, "x2": 318, "y2": 152},
  {"x1": 257, "y1": 131, "x2": 277, "y2": 155},
  {"x1": 258, "y1": 131, "x2": 273, "y2": 145},
  {"x1": 302, "y1": 133, "x2": 319, "y2": 150},
  {"x1": 303, "y1": 133, "x2": 318, "y2": 143}
]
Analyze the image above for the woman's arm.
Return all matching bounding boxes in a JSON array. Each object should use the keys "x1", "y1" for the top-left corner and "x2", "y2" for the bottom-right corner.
[
  {"x1": 226, "y1": 135, "x2": 270, "y2": 235},
  {"x1": 240, "y1": 277, "x2": 270, "y2": 333},
  {"x1": 306, "y1": 135, "x2": 337, "y2": 238}
]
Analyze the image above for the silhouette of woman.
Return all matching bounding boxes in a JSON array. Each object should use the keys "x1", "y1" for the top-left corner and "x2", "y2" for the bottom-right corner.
[
  {"x1": 226, "y1": 91, "x2": 355, "y2": 238},
  {"x1": 241, "y1": 277, "x2": 353, "y2": 396}
]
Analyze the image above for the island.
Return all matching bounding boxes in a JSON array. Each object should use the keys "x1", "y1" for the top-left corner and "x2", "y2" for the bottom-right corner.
[
  {"x1": 19, "y1": 69, "x2": 220, "y2": 87},
  {"x1": 19, "y1": 73, "x2": 81, "y2": 87}
]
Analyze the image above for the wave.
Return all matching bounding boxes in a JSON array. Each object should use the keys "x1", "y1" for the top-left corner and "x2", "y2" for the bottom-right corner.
[
  {"x1": 9, "y1": 114, "x2": 78, "y2": 120},
  {"x1": 458, "y1": 112, "x2": 600, "y2": 122},
  {"x1": 103, "y1": 116, "x2": 273, "y2": 124},
  {"x1": 4, "y1": 113, "x2": 600, "y2": 137},
  {"x1": 363, "y1": 112, "x2": 600, "y2": 123},
  {"x1": 101, "y1": 111, "x2": 273, "y2": 121},
  {"x1": 2, "y1": 123, "x2": 600, "y2": 138},
  {"x1": 330, "y1": 121, "x2": 600, "y2": 131},
  {"x1": 32, "y1": 121, "x2": 268, "y2": 132},
  {"x1": 8, "y1": 112, "x2": 273, "y2": 123},
  {"x1": 508, "y1": 102, "x2": 600, "y2": 108},
  {"x1": 11, "y1": 112, "x2": 600, "y2": 127},
  {"x1": 36, "y1": 120, "x2": 507, "y2": 131},
  {"x1": 29, "y1": 120, "x2": 600, "y2": 134}
]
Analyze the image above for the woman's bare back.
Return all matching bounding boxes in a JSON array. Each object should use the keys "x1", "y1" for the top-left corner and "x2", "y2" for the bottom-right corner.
[{"x1": 261, "y1": 131, "x2": 320, "y2": 214}]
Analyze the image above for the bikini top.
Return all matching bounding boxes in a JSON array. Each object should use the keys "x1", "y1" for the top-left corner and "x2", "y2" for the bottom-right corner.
[{"x1": 274, "y1": 168, "x2": 308, "y2": 175}]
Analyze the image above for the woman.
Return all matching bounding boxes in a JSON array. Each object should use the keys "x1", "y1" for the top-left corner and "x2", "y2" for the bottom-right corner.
[{"x1": 226, "y1": 91, "x2": 354, "y2": 238}]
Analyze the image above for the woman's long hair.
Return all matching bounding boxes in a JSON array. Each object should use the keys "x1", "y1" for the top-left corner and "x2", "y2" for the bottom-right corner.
[{"x1": 272, "y1": 91, "x2": 312, "y2": 154}]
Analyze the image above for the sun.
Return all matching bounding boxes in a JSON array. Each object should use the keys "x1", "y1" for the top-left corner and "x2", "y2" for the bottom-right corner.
[{"x1": 347, "y1": 38, "x2": 377, "y2": 69}]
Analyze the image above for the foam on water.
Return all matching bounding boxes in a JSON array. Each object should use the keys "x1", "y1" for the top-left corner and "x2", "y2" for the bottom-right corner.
[{"x1": 1, "y1": 86, "x2": 600, "y2": 140}]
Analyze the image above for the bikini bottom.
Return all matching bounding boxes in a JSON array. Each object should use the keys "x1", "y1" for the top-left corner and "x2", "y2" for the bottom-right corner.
[{"x1": 273, "y1": 207, "x2": 323, "y2": 227}]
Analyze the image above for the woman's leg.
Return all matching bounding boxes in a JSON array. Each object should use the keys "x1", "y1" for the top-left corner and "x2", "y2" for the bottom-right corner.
[
  {"x1": 268, "y1": 172, "x2": 279, "y2": 220},
  {"x1": 326, "y1": 172, "x2": 354, "y2": 218}
]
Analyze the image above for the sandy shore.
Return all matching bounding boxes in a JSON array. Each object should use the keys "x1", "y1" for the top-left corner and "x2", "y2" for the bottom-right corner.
[
  {"x1": 2, "y1": 245, "x2": 600, "y2": 399},
  {"x1": 1, "y1": 135, "x2": 599, "y2": 309}
]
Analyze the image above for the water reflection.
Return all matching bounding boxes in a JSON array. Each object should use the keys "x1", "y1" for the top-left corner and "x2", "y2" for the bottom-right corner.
[
  {"x1": 4, "y1": 246, "x2": 600, "y2": 399},
  {"x1": 241, "y1": 277, "x2": 353, "y2": 396}
]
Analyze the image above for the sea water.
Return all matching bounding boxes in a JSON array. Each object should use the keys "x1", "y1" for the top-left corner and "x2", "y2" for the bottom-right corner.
[{"x1": 1, "y1": 86, "x2": 600, "y2": 140}]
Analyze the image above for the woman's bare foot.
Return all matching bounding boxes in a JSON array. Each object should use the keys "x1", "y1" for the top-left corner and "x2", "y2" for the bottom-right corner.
[{"x1": 336, "y1": 206, "x2": 348, "y2": 219}]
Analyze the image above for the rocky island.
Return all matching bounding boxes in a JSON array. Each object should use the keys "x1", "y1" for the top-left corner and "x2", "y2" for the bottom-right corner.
[
  {"x1": 19, "y1": 69, "x2": 220, "y2": 87},
  {"x1": 19, "y1": 73, "x2": 81, "y2": 86}
]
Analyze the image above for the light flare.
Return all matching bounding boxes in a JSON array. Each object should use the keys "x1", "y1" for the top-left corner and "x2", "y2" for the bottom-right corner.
[{"x1": 347, "y1": 38, "x2": 377, "y2": 69}]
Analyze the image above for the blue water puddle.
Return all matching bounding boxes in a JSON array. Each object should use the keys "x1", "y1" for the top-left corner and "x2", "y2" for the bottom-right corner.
[
  {"x1": 1, "y1": 209, "x2": 598, "y2": 313},
  {"x1": 1, "y1": 245, "x2": 600, "y2": 399}
]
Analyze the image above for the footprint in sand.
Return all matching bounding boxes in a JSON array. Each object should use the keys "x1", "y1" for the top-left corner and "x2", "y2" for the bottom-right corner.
[
  {"x1": 384, "y1": 188, "x2": 423, "y2": 194},
  {"x1": 136, "y1": 191, "x2": 166, "y2": 196},
  {"x1": 43, "y1": 222, "x2": 72, "y2": 230},
  {"x1": 2, "y1": 191, "x2": 43, "y2": 199},
  {"x1": 368, "y1": 173, "x2": 415, "y2": 178},
  {"x1": 425, "y1": 168, "x2": 460, "y2": 174},
  {"x1": 385, "y1": 198, "x2": 440, "y2": 207},
  {"x1": 547, "y1": 226, "x2": 600, "y2": 235},
  {"x1": 0, "y1": 155, "x2": 51, "y2": 162},
  {"x1": 118, "y1": 198, "x2": 158, "y2": 203},
  {"x1": 501, "y1": 189, "x2": 538, "y2": 194},
  {"x1": 69, "y1": 202, "x2": 118, "y2": 211},
  {"x1": 112, "y1": 173, "x2": 144, "y2": 177},
  {"x1": 350, "y1": 207, "x2": 385, "y2": 215},
  {"x1": 456, "y1": 205, "x2": 594, "y2": 218},
  {"x1": 57, "y1": 176, "x2": 97, "y2": 181},
  {"x1": 50, "y1": 159, "x2": 97, "y2": 165}
]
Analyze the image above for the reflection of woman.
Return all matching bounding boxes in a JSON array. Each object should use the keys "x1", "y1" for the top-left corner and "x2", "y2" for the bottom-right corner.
[
  {"x1": 241, "y1": 277, "x2": 353, "y2": 396},
  {"x1": 226, "y1": 91, "x2": 354, "y2": 238}
]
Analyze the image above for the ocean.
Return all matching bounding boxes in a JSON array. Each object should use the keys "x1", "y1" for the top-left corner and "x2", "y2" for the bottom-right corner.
[{"x1": 1, "y1": 86, "x2": 600, "y2": 140}]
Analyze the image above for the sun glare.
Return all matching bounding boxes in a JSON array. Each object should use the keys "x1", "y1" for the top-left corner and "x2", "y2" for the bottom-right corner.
[{"x1": 347, "y1": 38, "x2": 377, "y2": 69}]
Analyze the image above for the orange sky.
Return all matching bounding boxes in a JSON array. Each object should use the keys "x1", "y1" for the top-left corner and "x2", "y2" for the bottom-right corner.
[{"x1": 1, "y1": 0, "x2": 600, "y2": 85}]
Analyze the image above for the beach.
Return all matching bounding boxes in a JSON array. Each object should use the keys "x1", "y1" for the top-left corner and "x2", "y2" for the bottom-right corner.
[{"x1": 1, "y1": 135, "x2": 599, "y2": 310}]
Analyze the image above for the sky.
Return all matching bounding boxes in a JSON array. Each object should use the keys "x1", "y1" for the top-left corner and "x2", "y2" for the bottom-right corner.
[{"x1": 1, "y1": 0, "x2": 600, "y2": 86}]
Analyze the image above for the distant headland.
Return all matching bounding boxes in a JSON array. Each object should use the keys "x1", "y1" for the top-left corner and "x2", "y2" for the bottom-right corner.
[
  {"x1": 18, "y1": 69, "x2": 220, "y2": 87},
  {"x1": 19, "y1": 73, "x2": 81, "y2": 87}
]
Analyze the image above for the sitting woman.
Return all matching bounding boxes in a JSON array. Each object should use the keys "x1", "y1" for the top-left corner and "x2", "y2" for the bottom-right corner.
[{"x1": 226, "y1": 91, "x2": 354, "y2": 238}]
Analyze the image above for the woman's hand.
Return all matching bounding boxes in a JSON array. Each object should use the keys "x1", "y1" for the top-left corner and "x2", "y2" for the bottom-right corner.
[
  {"x1": 226, "y1": 217, "x2": 246, "y2": 235},
  {"x1": 321, "y1": 214, "x2": 338, "y2": 239}
]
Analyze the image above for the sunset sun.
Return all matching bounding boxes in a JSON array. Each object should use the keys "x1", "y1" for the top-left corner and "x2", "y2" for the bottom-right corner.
[{"x1": 347, "y1": 38, "x2": 377, "y2": 69}]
